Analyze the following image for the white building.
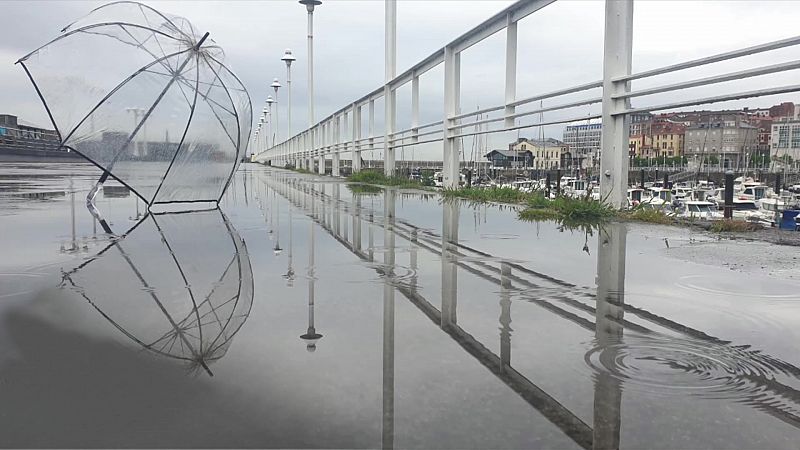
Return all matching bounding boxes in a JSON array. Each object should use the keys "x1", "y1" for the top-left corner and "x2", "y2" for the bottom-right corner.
[
  {"x1": 562, "y1": 123, "x2": 601, "y2": 169},
  {"x1": 771, "y1": 119, "x2": 800, "y2": 163}
]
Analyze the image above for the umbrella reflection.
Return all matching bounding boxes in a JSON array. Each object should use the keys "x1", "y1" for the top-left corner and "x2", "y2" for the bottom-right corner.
[{"x1": 61, "y1": 208, "x2": 253, "y2": 376}]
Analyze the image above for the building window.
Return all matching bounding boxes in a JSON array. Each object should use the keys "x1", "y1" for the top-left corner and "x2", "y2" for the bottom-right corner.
[
  {"x1": 778, "y1": 126, "x2": 790, "y2": 148},
  {"x1": 791, "y1": 126, "x2": 800, "y2": 149}
]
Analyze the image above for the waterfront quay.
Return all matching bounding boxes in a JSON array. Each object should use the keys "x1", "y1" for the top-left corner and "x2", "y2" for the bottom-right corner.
[{"x1": 2, "y1": 161, "x2": 800, "y2": 448}]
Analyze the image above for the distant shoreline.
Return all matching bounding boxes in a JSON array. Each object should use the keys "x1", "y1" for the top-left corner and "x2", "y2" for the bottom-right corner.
[{"x1": 0, "y1": 148, "x2": 84, "y2": 163}]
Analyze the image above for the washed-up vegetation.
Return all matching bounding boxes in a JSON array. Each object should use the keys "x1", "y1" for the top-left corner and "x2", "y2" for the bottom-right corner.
[
  {"x1": 709, "y1": 219, "x2": 762, "y2": 233},
  {"x1": 346, "y1": 184, "x2": 383, "y2": 195},
  {"x1": 441, "y1": 186, "x2": 533, "y2": 204},
  {"x1": 289, "y1": 166, "x2": 315, "y2": 175},
  {"x1": 347, "y1": 170, "x2": 426, "y2": 189},
  {"x1": 619, "y1": 207, "x2": 674, "y2": 225}
]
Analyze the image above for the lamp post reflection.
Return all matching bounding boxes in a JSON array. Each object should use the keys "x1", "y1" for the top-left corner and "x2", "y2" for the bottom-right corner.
[
  {"x1": 593, "y1": 223, "x2": 626, "y2": 450},
  {"x1": 284, "y1": 203, "x2": 295, "y2": 286},
  {"x1": 274, "y1": 189, "x2": 283, "y2": 256},
  {"x1": 300, "y1": 215, "x2": 322, "y2": 351}
]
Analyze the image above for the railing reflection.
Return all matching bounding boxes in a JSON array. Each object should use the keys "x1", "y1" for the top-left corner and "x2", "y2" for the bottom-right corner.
[{"x1": 261, "y1": 169, "x2": 800, "y2": 449}]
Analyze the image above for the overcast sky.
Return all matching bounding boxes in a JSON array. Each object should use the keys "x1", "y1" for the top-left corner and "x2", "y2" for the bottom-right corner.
[{"x1": 2, "y1": 0, "x2": 800, "y2": 159}]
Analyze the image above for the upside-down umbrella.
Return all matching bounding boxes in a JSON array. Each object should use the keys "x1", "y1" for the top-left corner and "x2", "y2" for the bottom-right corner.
[
  {"x1": 17, "y1": 1, "x2": 252, "y2": 207},
  {"x1": 61, "y1": 208, "x2": 254, "y2": 376}
]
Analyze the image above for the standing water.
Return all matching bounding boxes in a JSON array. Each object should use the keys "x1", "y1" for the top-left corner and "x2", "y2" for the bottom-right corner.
[{"x1": 2, "y1": 162, "x2": 800, "y2": 448}]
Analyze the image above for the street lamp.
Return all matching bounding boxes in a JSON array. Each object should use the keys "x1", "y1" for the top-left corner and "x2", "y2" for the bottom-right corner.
[
  {"x1": 271, "y1": 78, "x2": 282, "y2": 148},
  {"x1": 125, "y1": 107, "x2": 147, "y2": 157},
  {"x1": 281, "y1": 49, "x2": 296, "y2": 140},
  {"x1": 299, "y1": 0, "x2": 321, "y2": 127},
  {"x1": 261, "y1": 108, "x2": 268, "y2": 152},
  {"x1": 266, "y1": 96, "x2": 275, "y2": 148}
]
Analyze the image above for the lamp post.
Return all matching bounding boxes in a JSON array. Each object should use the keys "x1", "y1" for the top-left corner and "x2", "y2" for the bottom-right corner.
[
  {"x1": 261, "y1": 108, "x2": 268, "y2": 154},
  {"x1": 125, "y1": 107, "x2": 147, "y2": 157},
  {"x1": 282, "y1": 49, "x2": 296, "y2": 163},
  {"x1": 266, "y1": 96, "x2": 275, "y2": 148},
  {"x1": 299, "y1": 0, "x2": 321, "y2": 128},
  {"x1": 271, "y1": 78, "x2": 282, "y2": 149},
  {"x1": 282, "y1": 49, "x2": 295, "y2": 137}
]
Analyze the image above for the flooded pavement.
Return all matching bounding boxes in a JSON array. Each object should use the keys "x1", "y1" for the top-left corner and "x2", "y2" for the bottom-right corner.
[{"x1": 2, "y1": 162, "x2": 800, "y2": 449}]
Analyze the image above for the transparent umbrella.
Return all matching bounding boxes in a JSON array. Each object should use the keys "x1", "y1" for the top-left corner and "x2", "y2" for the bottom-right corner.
[{"x1": 17, "y1": 1, "x2": 252, "y2": 207}]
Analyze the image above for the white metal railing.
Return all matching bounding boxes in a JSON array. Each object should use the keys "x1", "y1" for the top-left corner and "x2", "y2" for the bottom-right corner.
[{"x1": 254, "y1": 0, "x2": 800, "y2": 208}]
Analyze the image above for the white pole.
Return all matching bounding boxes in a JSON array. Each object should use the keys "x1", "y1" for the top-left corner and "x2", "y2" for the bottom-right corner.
[
  {"x1": 504, "y1": 12, "x2": 517, "y2": 128},
  {"x1": 384, "y1": 0, "x2": 397, "y2": 176},
  {"x1": 411, "y1": 73, "x2": 419, "y2": 144},
  {"x1": 599, "y1": 0, "x2": 633, "y2": 209},
  {"x1": 274, "y1": 87, "x2": 280, "y2": 147},
  {"x1": 287, "y1": 62, "x2": 293, "y2": 142}
]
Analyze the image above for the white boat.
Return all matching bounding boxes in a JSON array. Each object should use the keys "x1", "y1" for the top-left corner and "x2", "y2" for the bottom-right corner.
[
  {"x1": 563, "y1": 179, "x2": 589, "y2": 198},
  {"x1": 729, "y1": 199, "x2": 766, "y2": 221},
  {"x1": 626, "y1": 188, "x2": 645, "y2": 209},
  {"x1": 680, "y1": 201, "x2": 723, "y2": 220},
  {"x1": 756, "y1": 197, "x2": 786, "y2": 226},
  {"x1": 671, "y1": 186, "x2": 691, "y2": 202},
  {"x1": 642, "y1": 187, "x2": 672, "y2": 209},
  {"x1": 738, "y1": 184, "x2": 772, "y2": 201}
]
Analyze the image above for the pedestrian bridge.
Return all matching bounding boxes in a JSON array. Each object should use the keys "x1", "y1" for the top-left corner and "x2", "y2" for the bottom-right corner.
[{"x1": 253, "y1": 0, "x2": 800, "y2": 208}]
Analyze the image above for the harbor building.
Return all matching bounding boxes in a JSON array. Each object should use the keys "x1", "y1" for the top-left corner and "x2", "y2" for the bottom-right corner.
[
  {"x1": 485, "y1": 148, "x2": 533, "y2": 169},
  {"x1": 684, "y1": 118, "x2": 758, "y2": 169},
  {"x1": 562, "y1": 123, "x2": 601, "y2": 169},
  {"x1": 510, "y1": 137, "x2": 571, "y2": 170},
  {"x1": 0, "y1": 114, "x2": 62, "y2": 156},
  {"x1": 771, "y1": 119, "x2": 800, "y2": 165}
]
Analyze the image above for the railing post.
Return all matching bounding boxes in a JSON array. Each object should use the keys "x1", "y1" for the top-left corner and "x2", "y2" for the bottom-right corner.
[
  {"x1": 317, "y1": 122, "x2": 328, "y2": 175},
  {"x1": 600, "y1": 0, "x2": 634, "y2": 208},
  {"x1": 443, "y1": 45, "x2": 461, "y2": 189},
  {"x1": 504, "y1": 12, "x2": 517, "y2": 128},
  {"x1": 369, "y1": 99, "x2": 375, "y2": 167},
  {"x1": 384, "y1": 0, "x2": 397, "y2": 177},
  {"x1": 352, "y1": 104, "x2": 362, "y2": 173},
  {"x1": 412, "y1": 71, "x2": 419, "y2": 143},
  {"x1": 333, "y1": 115, "x2": 341, "y2": 177}
]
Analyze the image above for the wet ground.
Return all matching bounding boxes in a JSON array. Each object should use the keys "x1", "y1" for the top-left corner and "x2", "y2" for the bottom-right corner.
[{"x1": 2, "y1": 162, "x2": 800, "y2": 449}]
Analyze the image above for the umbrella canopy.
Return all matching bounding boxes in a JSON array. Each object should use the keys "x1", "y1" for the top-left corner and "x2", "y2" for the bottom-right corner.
[
  {"x1": 61, "y1": 208, "x2": 254, "y2": 376},
  {"x1": 17, "y1": 1, "x2": 252, "y2": 206}
]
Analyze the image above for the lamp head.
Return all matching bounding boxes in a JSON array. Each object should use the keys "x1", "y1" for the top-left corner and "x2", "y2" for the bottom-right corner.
[
  {"x1": 271, "y1": 78, "x2": 282, "y2": 90},
  {"x1": 266, "y1": 95, "x2": 275, "y2": 105},
  {"x1": 299, "y1": 0, "x2": 321, "y2": 12},
  {"x1": 281, "y1": 49, "x2": 296, "y2": 66}
]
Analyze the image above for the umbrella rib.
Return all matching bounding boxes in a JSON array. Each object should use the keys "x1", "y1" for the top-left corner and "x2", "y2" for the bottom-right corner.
[
  {"x1": 206, "y1": 212, "x2": 253, "y2": 351},
  {"x1": 108, "y1": 223, "x2": 203, "y2": 363},
  {"x1": 58, "y1": 46, "x2": 191, "y2": 149},
  {"x1": 18, "y1": 21, "x2": 180, "y2": 63},
  {"x1": 62, "y1": 2, "x2": 193, "y2": 42},
  {"x1": 101, "y1": 46, "x2": 201, "y2": 200},
  {"x1": 149, "y1": 211, "x2": 206, "y2": 350},
  {"x1": 137, "y1": 3, "x2": 172, "y2": 66},
  {"x1": 151, "y1": 50, "x2": 204, "y2": 203},
  {"x1": 203, "y1": 54, "x2": 247, "y2": 203},
  {"x1": 118, "y1": 23, "x2": 176, "y2": 76},
  {"x1": 174, "y1": 253, "x2": 236, "y2": 328}
]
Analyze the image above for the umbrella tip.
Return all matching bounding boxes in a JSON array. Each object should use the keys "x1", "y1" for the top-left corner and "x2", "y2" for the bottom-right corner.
[{"x1": 195, "y1": 32, "x2": 210, "y2": 50}]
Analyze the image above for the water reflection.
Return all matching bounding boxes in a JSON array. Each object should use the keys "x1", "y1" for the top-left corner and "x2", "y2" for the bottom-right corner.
[
  {"x1": 263, "y1": 170, "x2": 800, "y2": 448},
  {"x1": 60, "y1": 208, "x2": 253, "y2": 376}
]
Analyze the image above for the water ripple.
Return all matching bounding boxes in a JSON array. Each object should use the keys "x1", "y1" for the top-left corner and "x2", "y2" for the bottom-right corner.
[{"x1": 584, "y1": 334, "x2": 800, "y2": 417}]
